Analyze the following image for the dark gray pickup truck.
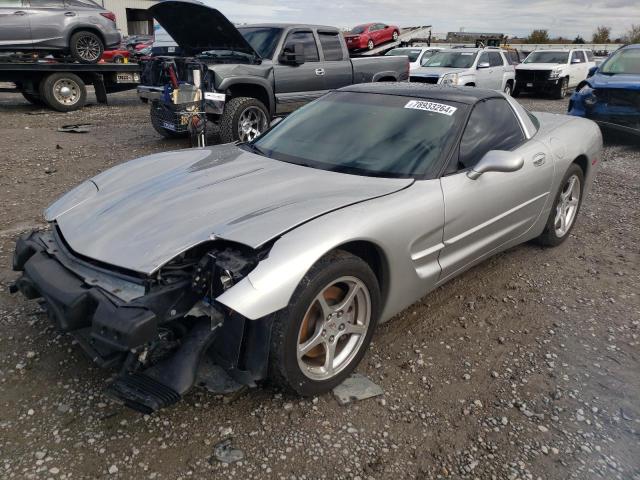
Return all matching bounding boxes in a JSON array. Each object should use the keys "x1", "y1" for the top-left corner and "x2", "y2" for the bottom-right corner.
[{"x1": 137, "y1": 1, "x2": 409, "y2": 142}]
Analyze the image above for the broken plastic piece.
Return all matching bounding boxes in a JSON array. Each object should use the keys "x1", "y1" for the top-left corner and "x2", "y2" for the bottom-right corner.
[{"x1": 332, "y1": 373, "x2": 383, "y2": 405}]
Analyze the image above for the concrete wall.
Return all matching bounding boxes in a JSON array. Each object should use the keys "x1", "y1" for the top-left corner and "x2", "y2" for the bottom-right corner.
[{"x1": 100, "y1": 0, "x2": 158, "y2": 37}]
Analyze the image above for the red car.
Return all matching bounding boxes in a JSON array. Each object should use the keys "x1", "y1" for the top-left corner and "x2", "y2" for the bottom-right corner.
[
  {"x1": 344, "y1": 23, "x2": 400, "y2": 51},
  {"x1": 100, "y1": 49, "x2": 130, "y2": 63}
]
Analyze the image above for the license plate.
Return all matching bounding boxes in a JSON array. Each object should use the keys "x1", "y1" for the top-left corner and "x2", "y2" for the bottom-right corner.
[
  {"x1": 162, "y1": 121, "x2": 177, "y2": 131},
  {"x1": 526, "y1": 82, "x2": 533, "y2": 87},
  {"x1": 115, "y1": 73, "x2": 139, "y2": 83}
]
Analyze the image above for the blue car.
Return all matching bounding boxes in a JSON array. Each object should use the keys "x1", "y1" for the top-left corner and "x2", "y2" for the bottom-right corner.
[{"x1": 568, "y1": 44, "x2": 640, "y2": 135}]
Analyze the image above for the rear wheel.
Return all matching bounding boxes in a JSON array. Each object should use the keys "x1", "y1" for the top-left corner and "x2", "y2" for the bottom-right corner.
[
  {"x1": 39, "y1": 73, "x2": 86, "y2": 112},
  {"x1": 219, "y1": 96, "x2": 269, "y2": 143},
  {"x1": 536, "y1": 164, "x2": 584, "y2": 246},
  {"x1": 69, "y1": 31, "x2": 104, "y2": 64},
  {"x1": 268, "y1": 250, "x2": 381, "y2": 396},
  {"x1": 392, "y1": 31, "x2": 399, "y2": 41}
]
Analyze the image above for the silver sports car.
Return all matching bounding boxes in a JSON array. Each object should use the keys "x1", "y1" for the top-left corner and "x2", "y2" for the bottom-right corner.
[{"x1": 11, "y1": 84, "x2": 602, "y2": 412}]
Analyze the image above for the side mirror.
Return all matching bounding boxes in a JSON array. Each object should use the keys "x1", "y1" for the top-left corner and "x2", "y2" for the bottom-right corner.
[
  {"x1": 587, "y1": 66, "x2": 598, "y2": 77},
  {"x1": 477, "y1": 62, "x2": 490, "y2": 69},
  {"x1": 467, "y1": 150, "x2": 524, "y2": 180},
  {"x1": 279, "y1": 43, "x2": 305, "y2": 65},
  {"x1": 270, "y1": 117, "x2": 283, "y2": 128}
]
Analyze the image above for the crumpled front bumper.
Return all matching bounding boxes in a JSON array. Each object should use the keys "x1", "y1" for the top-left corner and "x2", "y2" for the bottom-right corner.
[
  {"x1": 11, "y1": 230, "x2": 170, "y2": 367},
  {"x1": 569, "y1": 92, "x2": 640, "y2": 135}
]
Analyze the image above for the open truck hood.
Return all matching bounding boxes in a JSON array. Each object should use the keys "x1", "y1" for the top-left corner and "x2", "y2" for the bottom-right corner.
[
  {"x1": 45, "y1": 145, "x2": 413, "y2": 274},
  {"x1": 148, "y1": 0, "x2": 260, "y2": 57}
]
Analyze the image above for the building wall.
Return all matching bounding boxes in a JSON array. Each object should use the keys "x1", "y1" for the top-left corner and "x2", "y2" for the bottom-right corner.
[{"x1": 99, "y1": 0, "x2": 158, "y2": 37}]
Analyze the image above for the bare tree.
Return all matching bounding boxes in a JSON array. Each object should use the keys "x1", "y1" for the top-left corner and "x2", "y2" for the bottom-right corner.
[
  {"x1": 527, "y1": 29, "x2": 550, "y2": 44},
  {"x1": 623, "y1": 24, "x2": 640, "y2": 44},
  {"x1": 592, "y1": 26, "x2": 611, "y2": 43}
]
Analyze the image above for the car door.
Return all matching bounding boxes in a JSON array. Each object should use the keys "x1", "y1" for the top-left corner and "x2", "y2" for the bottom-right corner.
[
  {"x1": 488, "y1": 51, "x2": 506, "y2": 89},
  {"x1": 27, "y1": 0, "x2": 66, "y2": 48},
  {"x1": 438, "y1": 98, "x2": 553, "y2": 282},
  {"x1": 0, "y1": 0, "x2": 31, "y2": 47},
  {"x1": 317, "y1": 30, "x2": 352, "y2": 90},
  {"x1": 273, "y1": 29, "x2": 326, "y2": 114},
  {"x1": 569, "y1": 50, "x2": 587, "y2": 87},
  {"x1": 474, "y1": 52, "x2": 494, "y2": 88}
]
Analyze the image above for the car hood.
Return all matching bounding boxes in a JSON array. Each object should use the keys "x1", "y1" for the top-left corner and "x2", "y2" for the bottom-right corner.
[
  {"x1": 589, "y1": 72, "x2": 640, "y2": 89},
  {"x1": 148, "y1": 1, "x2": 259, "y2": 58},
  {"x1": 516, "y1": 63, "x2": 565, "y2": 70},
  {"x1": 46, "y1": 145, "x2": 413, "y2": 274},
  {"x1": 411, "y1": 67, "x2": 467, "y2": 77}
]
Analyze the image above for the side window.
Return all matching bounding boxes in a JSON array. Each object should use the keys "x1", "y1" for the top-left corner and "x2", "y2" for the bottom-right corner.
[
  {"x1": 29, "y1": 0, "x2": 64, "y2": 6},
  {"x1": 318, "y1": 32, "x2": 345, "y2": 61},
  {"x1": 570, "y1": 51, "x2": 585, "y2": 63},
  {"x1": 585, "y1": 50, "x2": 595, "y2": 61},
  {"x1": 284, "y1": 31, "x2": 319, "y2": 62},
  {"x1": 488, "y1": 52, "x2": 504, "y2": 67},
  {"x1": 2, "y1": 1, "x2": 24, "y2": 7},
  {"x1": 459, "y1": 99, "x2": 526, "y2": 170},
  {"x1": 478, "y1": 52, "x2": 490, "y2": 66}
]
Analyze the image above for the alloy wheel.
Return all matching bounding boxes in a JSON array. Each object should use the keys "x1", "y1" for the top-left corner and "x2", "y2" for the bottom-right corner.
[
  {"x1": 297, "y1": 276, "x2": 371, "y2": 381},
  {"x1": 237, "y1": 106, "x2": 268, "y2": 142},
  {"x1": 554, "y1": 174, "x2": 581, "y2": 237},
  {"x1": 76, "y1": 35, "x2": 101, "y2": 62}
]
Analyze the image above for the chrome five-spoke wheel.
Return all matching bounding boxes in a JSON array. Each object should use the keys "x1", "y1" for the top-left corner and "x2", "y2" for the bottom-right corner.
[
  {"x1": 297, "y1": 277, "x2": 371, "y2": 381},
  {"x1": 554, "y1": 174, "x2": 581, "y2": 238}
]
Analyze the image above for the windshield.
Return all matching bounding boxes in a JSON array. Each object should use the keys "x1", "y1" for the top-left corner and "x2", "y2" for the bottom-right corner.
[
  {"x1": 238, "y1": 27, "x2": 283, "y2": 59},
  {"x1": 350, "y1": 26, "x2": 367, "y2": 34},
  {"x1": 422, "y1": 51, "x2": 477, "y2": 69},
  {"x1": 386, "y1": 48, "x2": 422, "y2": 62},
  {"x1": 249, "y1": 92, "x2": 464, "y2": 178},
  {"x1": 524, "y1": 51, "x2": 569, "y2": 64},
  {"x1": 600, "y1": 48, "x2": 640, "y2": 74}
]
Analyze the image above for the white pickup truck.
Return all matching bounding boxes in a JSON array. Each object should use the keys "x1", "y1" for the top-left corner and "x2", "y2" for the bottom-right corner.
[{"x1": 514, "y1": 48, "x2": 596, "y2": 99}]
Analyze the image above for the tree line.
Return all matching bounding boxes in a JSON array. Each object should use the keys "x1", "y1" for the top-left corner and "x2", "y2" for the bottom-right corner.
[{"x1": 524, "y1": 25, "x2": 640, "y2": 44}]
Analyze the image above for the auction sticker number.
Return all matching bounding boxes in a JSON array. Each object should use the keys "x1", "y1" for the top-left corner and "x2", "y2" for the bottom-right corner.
[{"x1": 404, "y1": 100, "x2": 457, "y2": 116}]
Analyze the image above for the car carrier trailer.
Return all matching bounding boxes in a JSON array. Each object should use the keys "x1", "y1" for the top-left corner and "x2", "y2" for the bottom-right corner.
[{"x1": 0, "y1": 62, "x2": 141, "y2": 112}]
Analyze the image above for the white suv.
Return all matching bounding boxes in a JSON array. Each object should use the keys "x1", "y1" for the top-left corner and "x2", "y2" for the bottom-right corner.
[
  {"x1": 515, "y1": 48, "x2": 596, "y2": 99},
  {"x1": 409, "y1": 47, "x2": 516, "y2": 94}
]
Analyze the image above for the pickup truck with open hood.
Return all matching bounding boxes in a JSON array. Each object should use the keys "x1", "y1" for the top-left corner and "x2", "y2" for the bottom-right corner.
[{"x1": 137, "y1": 1, "x2": 409, "y2": 143}]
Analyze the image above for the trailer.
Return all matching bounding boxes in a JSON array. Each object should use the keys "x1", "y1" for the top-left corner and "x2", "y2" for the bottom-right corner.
[
  {"x1": 350, "y1": 26, "x2": 433, "y2": 57},
  {"x1": 0, "y1": 61, "x2": 141, "y2": 112}
]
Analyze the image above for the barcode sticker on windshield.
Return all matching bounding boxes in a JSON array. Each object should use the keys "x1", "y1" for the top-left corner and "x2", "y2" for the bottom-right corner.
[{"x1": 404, "y1": 100, "x2": 457, "y2": 116}]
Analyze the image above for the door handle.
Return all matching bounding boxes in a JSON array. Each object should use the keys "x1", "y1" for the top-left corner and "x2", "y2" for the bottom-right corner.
[
  {"x1": 315, "y1": 68, "x2": 325, "y2": 76},
  {"x1": 533, "y1": 153, "x2": 546, "y2": 167},
  {"x1": 13, "y1": 10, "x2": 27, "y2": 15},
  {"x1": 64, "y1": 11, "x2": 76, "y2": 16}
]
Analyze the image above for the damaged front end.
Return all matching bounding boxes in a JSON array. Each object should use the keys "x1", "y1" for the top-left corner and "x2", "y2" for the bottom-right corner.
[{"x1": 11, "y1": 227, "x2": 272, "y2": 413}]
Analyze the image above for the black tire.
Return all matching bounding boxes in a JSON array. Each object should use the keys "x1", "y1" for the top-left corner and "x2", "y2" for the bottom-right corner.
[
  {"x1": 39, "y1": 73, "x2": 86, "y2": 112},
  {"x1": 112, "y1": 54, "x2": 125, "y2": 64},
  {"x1": 512, "y1": 87, "x2": 521, "y2": 98},
  {"x1": 536, "y1": 164, "x2": 584, "y2": 247},
  {"x1": 219, "y1": 96, "x2": 269, "y2": 144},
  {"x1": 149, "y1": 103, "x2": 188, "y2": 139},
  {"x1": 554, "y1": 77, "x2": 569, "y2": 100},
  {"x1": 268, "y1": 250, "x2": 381, "y2": 396},
  {"x1": 503, "y1": 82, "x2": 513, "y2": 96},
  {"x1": 69, "y1": 31, "x2": 104, "y2": 64}
]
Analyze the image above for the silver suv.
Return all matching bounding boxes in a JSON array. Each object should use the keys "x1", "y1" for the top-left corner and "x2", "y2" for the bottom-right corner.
[
  {"x1": 410, "y1": 47, "x2": 517, "y2": 95},
  {"x1": 0, "y1": 0, "x2": 121, "y2": 63}
]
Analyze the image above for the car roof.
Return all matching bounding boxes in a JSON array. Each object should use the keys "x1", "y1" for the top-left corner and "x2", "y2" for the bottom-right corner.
[{"x1": 338, "y1": 83, "x2": 503, "y2": 105}]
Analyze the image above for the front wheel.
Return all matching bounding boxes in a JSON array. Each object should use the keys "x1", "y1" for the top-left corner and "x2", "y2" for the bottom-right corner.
[
  {"x1": 554, "y1": 77, "x2": 569, "y2": 99},
  {"x1": 39, "y1": 73, "x2": 87, "y2": 112},
  {"x1": 392, "y1": 31, "x2": 399, "y2": 41},
  {"x1": 268, "y1": 250, "x2": 381, "y2": 396},
  {"x1": 219, "y1": 96, "x2": 269, "y2": 143},
  {"x1": 503, "y1": 82, "x2": 513, "y2": 96},
  {"x1": 69, "y1": 31, "x2": 104, "y2": 64},
  {"x1": 367, "y1": 39, "x2": 374, "y2": 50},
  {"x1": 536, "y1": 164, "x2": 584, "y2": 246}
]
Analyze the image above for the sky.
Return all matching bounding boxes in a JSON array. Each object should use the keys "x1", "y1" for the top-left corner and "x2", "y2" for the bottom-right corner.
[{"x1": 204, "y1": 0, "x2": 640, "y2": 40}]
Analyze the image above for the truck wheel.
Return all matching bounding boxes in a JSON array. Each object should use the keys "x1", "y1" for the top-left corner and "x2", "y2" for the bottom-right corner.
[
  {"x1": 39, "y1": 73, "x2": 87, "y2": 112},
  {"x1": 219, "y1": 97, "x2": 269, "y2": 143},
  {"x1": 554, "y1": 77, "x2": 569, "y2": 99},
  {"x1": 149, "y1": 103, "x2": 188, "y2": 139},
  {"x1": 70, "y1": 31, "x2": 104, "y2": 64}
]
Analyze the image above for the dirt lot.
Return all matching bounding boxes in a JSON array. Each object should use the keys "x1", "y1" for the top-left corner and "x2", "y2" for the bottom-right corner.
[{"x1": 0, "y1": 89, "x2": 638, "y2": 480}]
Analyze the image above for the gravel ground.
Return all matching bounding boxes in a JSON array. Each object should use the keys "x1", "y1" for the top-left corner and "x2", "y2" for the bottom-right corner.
[{"x1": 0, "y1": 89, "x2": 639, "y2": 480}]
